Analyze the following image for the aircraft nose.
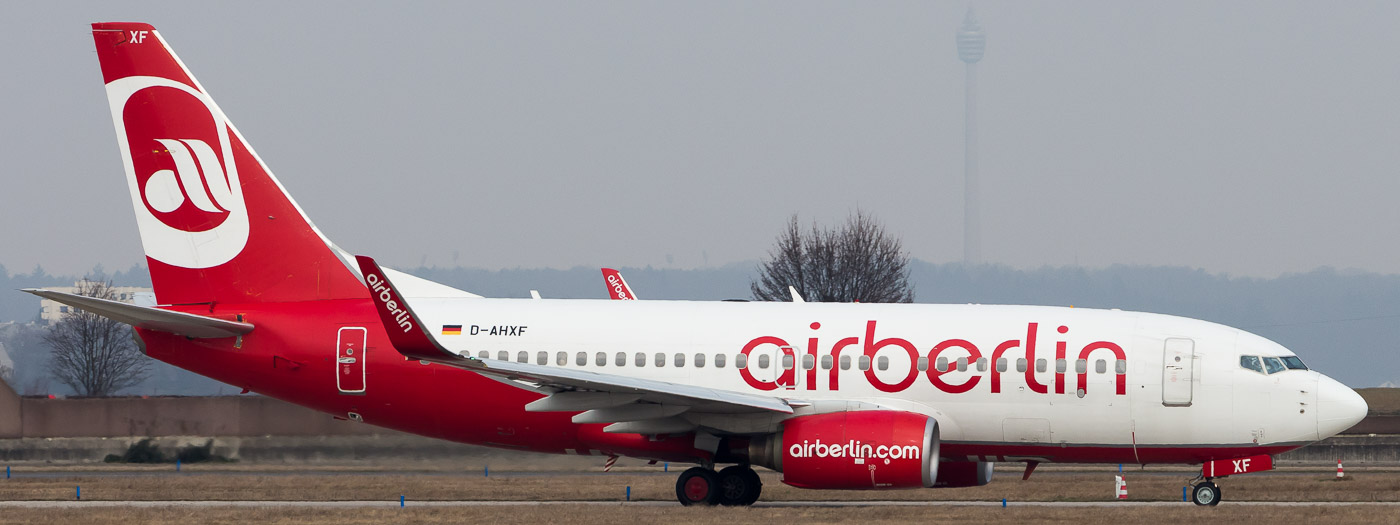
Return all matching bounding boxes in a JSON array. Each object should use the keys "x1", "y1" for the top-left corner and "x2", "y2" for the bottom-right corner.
[{"x1": 1316, "y1": 375, "x2": 1368, "y2": 439}]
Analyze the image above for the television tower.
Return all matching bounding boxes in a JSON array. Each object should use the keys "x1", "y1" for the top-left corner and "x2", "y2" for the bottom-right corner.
[{"x1": 957, "y1": 7, "x2": 985, "y2": 266}]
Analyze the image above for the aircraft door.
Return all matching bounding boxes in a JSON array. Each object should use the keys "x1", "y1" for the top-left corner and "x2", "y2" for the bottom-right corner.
[
  {"x1": 763, "y1": 345, "x2": 800, "y2": 390},
  {"x1": 337, "y1": 327, "x2": 367, "y2": 394},
  {"x1": 1162, "y1": 338, "x2": 1194, "y2": 406}
]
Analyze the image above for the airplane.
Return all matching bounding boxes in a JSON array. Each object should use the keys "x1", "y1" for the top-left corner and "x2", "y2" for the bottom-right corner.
[
  {"x1": 33, "y1": 22, "x2": 1368, "y2": 507},
  {"x1": 602, "y1": 268, "x2": 638, "y2": 300},
  {"x1": 602, "y1": 268, "x2": 805, "y2": 302}
]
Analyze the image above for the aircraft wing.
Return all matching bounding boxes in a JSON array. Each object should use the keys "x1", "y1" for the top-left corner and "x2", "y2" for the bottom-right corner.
[
  {"x1": 22, "y1": 289, "x2": 253, "y2": 339},
  {"x1": 357, "y1": 256, "x2": 794, "y2": 434}
]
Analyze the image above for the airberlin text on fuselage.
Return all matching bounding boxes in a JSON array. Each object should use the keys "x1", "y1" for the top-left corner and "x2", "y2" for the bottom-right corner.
[{"x1": 740, "y1": 321, "x2": 1128, "y2": 395}]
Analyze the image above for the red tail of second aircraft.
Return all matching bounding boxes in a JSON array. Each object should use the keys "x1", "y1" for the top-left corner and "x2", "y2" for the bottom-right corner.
[
  {"x1": 91, "y1": 23, "x2": 363, "y2": 305},
  {"x1": 601, "y1": 268, "x2": 638, "y2": 300}
]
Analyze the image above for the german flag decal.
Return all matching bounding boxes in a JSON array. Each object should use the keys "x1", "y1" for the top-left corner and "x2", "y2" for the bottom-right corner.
[{"x1": 441, "y1": 325, "x2": 463, "y2": 335}]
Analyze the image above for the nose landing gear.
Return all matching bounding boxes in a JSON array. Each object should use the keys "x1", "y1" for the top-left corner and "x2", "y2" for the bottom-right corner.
[
  {"x1": 675, "y1": 464, "x2": 763, "y2": 506},
  {"x1": 1190, "y1": 479, "x2": 1221, "y2": 506}
]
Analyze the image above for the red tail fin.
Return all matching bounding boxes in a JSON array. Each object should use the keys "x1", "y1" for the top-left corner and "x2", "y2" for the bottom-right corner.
[
  {"x1": 601, "y1": 268, "x2": 638, "y2": 300},
  {"x1": 92, "y1": 23, "x2": 363, "y2": 304}
]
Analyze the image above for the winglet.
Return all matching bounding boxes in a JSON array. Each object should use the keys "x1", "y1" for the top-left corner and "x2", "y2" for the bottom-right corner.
[
  {"x1": 601, "y1": 268, "x2": 638, "y2": 300},
  {"x1": 355, "y1": 255, "x2": 459, "y2": 363}
]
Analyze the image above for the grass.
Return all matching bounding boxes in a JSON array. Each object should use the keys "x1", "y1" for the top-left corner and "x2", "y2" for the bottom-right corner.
[
  {"x1": 0, "y1": 466, "x2": 1394, "y2": 503},
  {"x1": 1, "y1": 504, "x2": 1399, "y2": 525}
]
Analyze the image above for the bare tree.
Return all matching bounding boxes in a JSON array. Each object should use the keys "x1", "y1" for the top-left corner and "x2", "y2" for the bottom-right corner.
[
  {"x1": 751, "y1": 211, "x2": 914, "y2": 303},
  {"x1": 0, "y1": 342, "x2": 13, "y2": 385},
  {"x1": 44, "y1": 279, "x2": 149, "y2": 396}
]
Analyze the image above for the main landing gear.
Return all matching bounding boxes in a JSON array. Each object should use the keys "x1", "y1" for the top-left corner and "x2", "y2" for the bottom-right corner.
[
  {"x1": 1190, "y1": 478, "x2": 1222, "y2": 506},
  {"x1": 675, "y1": 465, "x2": 763, "y2": 506}
]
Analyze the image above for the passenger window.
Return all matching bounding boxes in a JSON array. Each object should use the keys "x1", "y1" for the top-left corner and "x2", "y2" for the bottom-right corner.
[
  {"x1": 1016, "y1": 358, "x2": 1027, "y2": 373},
  {"x1": 497, "y1": 351, "x2": 509, "y2": 361},
  {"x1": 956, "y1": 357, "x2": 968, "y2": 372},
  {"x1": 595, "y1": 352, "x2": 607, "y2": 366},
  {"x1": 858, "y1": 355, "x2": 871, "y2": 371},
  {"x1": 936, "y1": 357, "x2": 948, "y2": 372},
  {"x1": 877, "y1": 356, "x2": 889, "y2": 371},
  {"x1": 821, "y1": 355, "x2": 833, "y2": 370},
  {"x1": 576, "y1": 352, "x2": 587, "y2": 366},
  {"x1": 1055, "y1": 359, "x2": 1066, "y2": 374},
  {"x1": 715, "y1": 354, "x2": 726, "y2": 368},
  {"x1": 917, "y1": 356, "x2": 928, "y2": 372},
  {"x1": 517, "y1": 351, "x2": 529, "y2": 363},
  {"x1": 615, "y1": 352, "x2": 626, "y2": 367},
  {"x1": 556, "y1": 352, "x2": 568, "y2": 366},
  {"x1": 976, "y1": 358, "x2": 988, "y2": 372},
  {"x1": 655, "y1": 353, "x2": 666, "y2": 367},
  {"x1": 1036, "y1": 359, "x2": 1047, "y2": 373},
  {"x1": 695, "y1": 353, "x2": 706, "y2": 368},
  {"x1": 840, "y1": 355, "x2": 851, "y2": 370},
  {"x1": 781, "y1": 354, "x2": 794, "y2": 370},
  {"x1": 1095, "y1": 359, "x2": 1106, "y2": 374},
  {"x1": 1115, "y1": 359, "x2": 1127, "y2": 374},
  {"x1": 537, "y1": 351, "x2": 548, "y2": 365},
  {"x1": 675, "y1": 353, "x2": 685, "y2": 368},
  {"x1": 996, "y1": 358, "x2": 1007, "y2": 373},
  {"x1": 1074, "y1": 359, "x2": 1086, "y2": 374},
  {"x1": 758, "y1": 354, "x2": 770, "y2": 369},
  {"x1": 802, "y1": 354, "x2": 814, "y2": 370},
  {"x1": 479, "y1": 350, "x2": 489, "y2": 359},
  {"x1": 1262, "y1": 356, "x2": 1286, "y2": 374},
  {"x1": 1240, "y1": 355, "x2": 1263, "y2": 373},
  {"x1": 735, "y1": 353, "x2": 747, "y2": 368},
  {"x1": 635, "y1": 352, "x2": 646, "y2": 367}
]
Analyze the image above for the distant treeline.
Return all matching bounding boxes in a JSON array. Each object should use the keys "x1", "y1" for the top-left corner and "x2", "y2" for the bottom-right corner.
[
  {"x1": 3, "y1": 261, "x2": 1396, "y2": 392},
  {"x1": 0, "y1": 263, "x2": 151, "y2": 322}
]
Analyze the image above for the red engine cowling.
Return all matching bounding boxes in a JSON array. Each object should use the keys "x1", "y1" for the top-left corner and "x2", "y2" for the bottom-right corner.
[
  {"x1": 933, "y1": 460, "x2": 994, "y2": 488},
  {"x1": 751, "y1": 411, "x2": 940, "y2": 490}
]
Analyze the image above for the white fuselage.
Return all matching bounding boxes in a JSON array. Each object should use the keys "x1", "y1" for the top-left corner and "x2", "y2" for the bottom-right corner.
[{"x1": 408, "y1": 298, "x2": 1359, "y2": 460}]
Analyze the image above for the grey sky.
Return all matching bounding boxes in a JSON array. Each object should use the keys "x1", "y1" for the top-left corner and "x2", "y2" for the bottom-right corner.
[{"x1": 3, "y1": 2, "x2": 1399, "y2": 278}]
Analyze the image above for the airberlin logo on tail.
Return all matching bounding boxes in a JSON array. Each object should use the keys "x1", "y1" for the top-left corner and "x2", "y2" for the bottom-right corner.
[
  {"x1": 144, "y1": 138, "x2": 236, "y2": 215},
  {"x1": 365, "y1": 272, "x2": 414, "y2": 333},
  {"x1": 106, "y1": 75, "x2": 249, "y2": 269},
  {"x1": 606, "y1": 274, "x2": 634, "y2": 300}
]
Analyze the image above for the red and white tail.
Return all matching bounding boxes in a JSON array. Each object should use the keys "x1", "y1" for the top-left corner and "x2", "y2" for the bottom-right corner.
[
  {"x1": 91, "y1": 23, "x2": 363, "y2": 305},
  {"x1": 601, "y1": 268, "x2": 638, "y2": 300}
]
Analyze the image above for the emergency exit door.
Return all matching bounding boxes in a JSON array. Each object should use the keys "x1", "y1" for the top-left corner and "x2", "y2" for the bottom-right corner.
[
  {"x1": 1162, "y1": 338, "x2": 1194, "y2": 406},
  {"x1": 337, "y1": 327, "x2": 367, "y2": 394}
]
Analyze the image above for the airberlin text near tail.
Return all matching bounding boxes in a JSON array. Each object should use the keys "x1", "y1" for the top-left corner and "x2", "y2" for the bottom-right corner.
[{"x1": 55, "y1": 22, "x2": 1368, "y2": 507}]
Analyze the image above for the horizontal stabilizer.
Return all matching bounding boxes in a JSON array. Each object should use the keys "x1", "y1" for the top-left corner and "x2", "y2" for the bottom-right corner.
[{"x1": 22, "y1": 289, "x2": 253, "y2": 339}]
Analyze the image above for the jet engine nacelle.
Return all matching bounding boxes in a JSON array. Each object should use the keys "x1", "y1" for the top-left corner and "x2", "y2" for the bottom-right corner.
[
  {"x1": 933, "y1": 460, "x2": 994, "y2": 488},
  {"x1": 748, "y1": 410, "x2": 939, "y2": 490}
]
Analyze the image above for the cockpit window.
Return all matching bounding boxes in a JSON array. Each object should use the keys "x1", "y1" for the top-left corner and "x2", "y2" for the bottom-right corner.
[
  {"x1": 1262, "y1": 356, "x2": 1286, "y2": 374},
  {"x1": 1239, "y1": 355, "x2": 1263, "y2": 373},
  {"x1": 1281, "y1": 356, "x2": 1308, "y2": 370}
]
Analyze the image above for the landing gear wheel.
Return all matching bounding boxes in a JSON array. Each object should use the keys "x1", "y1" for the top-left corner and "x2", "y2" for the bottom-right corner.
[
  {"x1": 1191, "y1": 481, "x2": 1222, "y2": 506},
  {"x1": 716, "y1": 465, "x2": 763, "y2": 506},
  {"x1": 676, "y1": 467, "x2": 721, "y2": 506}
]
